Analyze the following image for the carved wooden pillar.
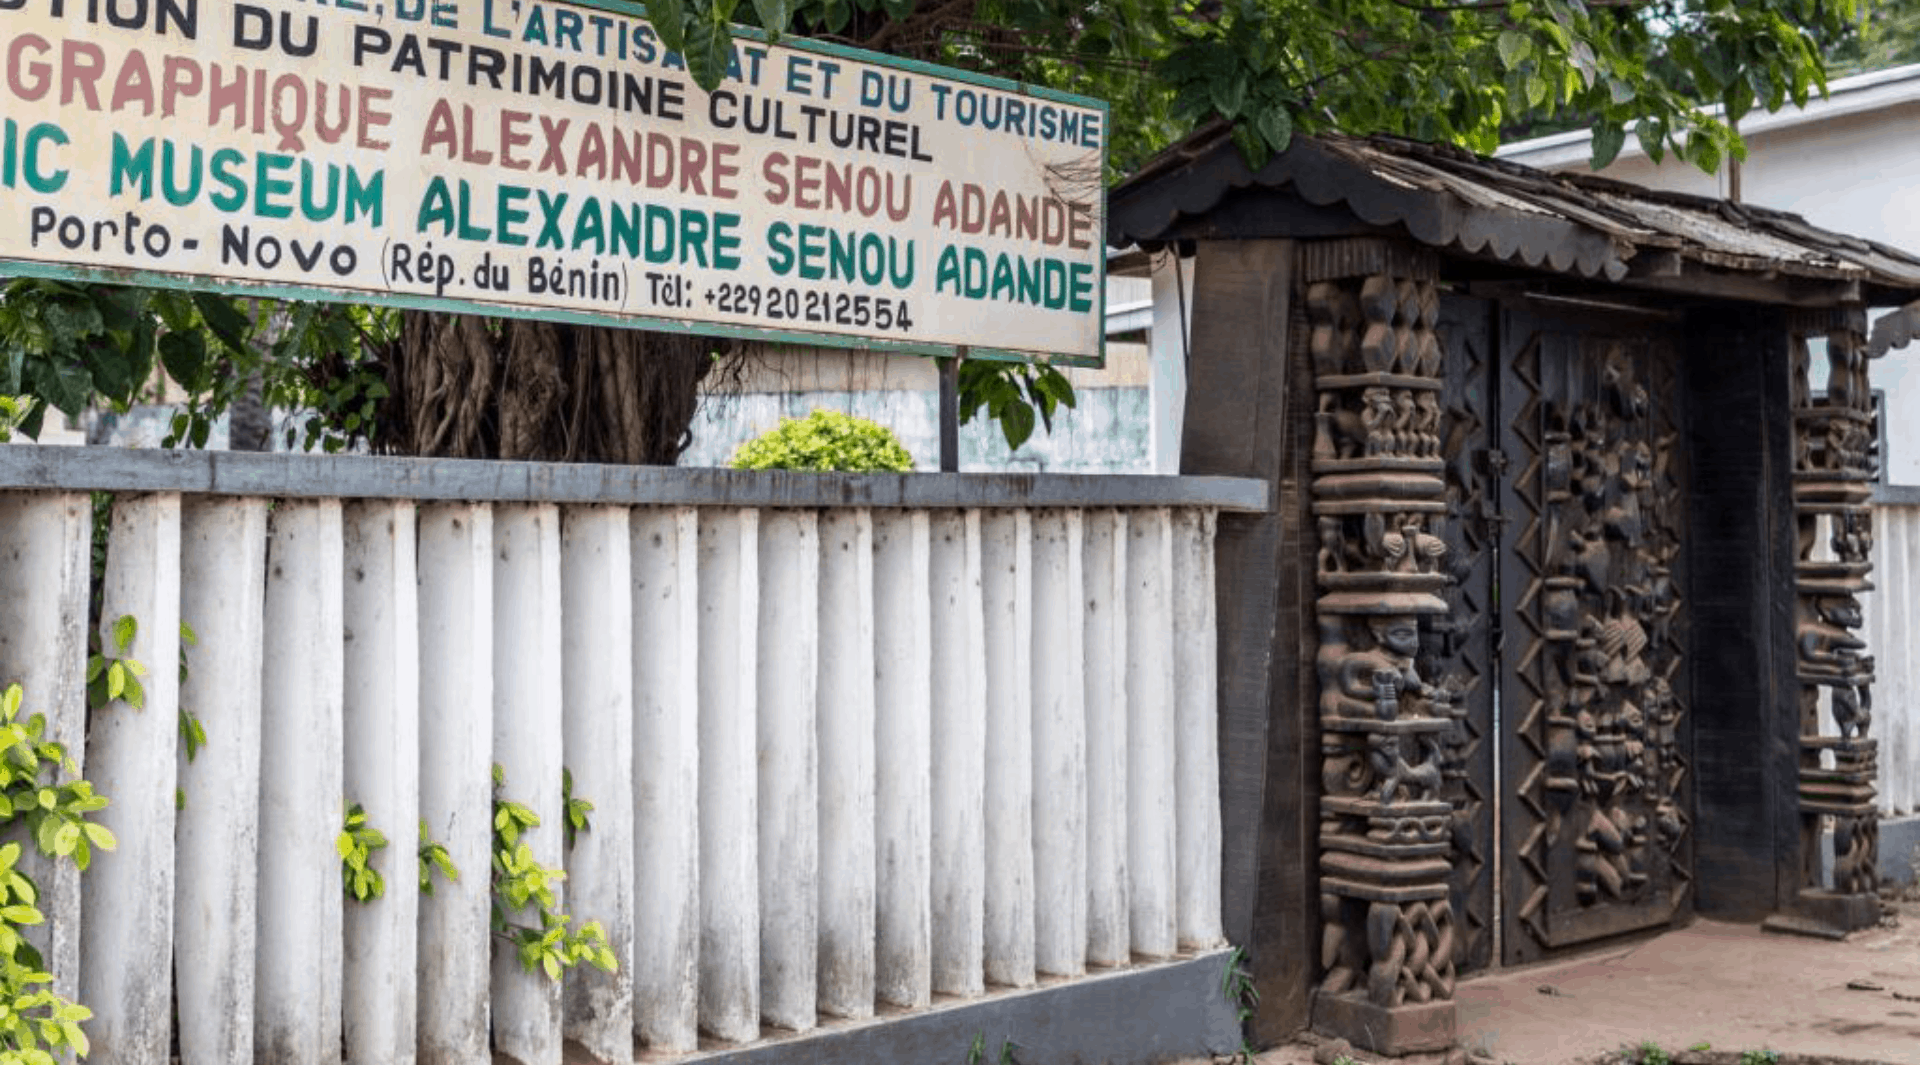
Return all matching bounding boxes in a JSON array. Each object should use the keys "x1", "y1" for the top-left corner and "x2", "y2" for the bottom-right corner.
[
  {"x1": 1304, "y1": 239, "x2": 1458, "y2": 1056},
  {"x1": 1784, "y1": 306, "x2": 1881, "y2": 932}
]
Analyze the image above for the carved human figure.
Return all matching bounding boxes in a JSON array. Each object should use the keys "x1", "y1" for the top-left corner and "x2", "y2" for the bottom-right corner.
[
  {"x1": 1414, "y1": 392, "x2": 1443, "y2": 457},
  {"x1": 1832, "y1": 510, "x2": 1874, "y2": 564},
  {"x1": 1392, "y1": 390, "x2": 1418, "y2": 455},
  {"x1": 1318, "y1": 516, "x2": 1349, "y2": 575},
  {"x1": 1799, "y1": 595, "x2": 1870, "y2": 680},
  {"x1": 1317, "y1": 614, "x2": 1454, "y2": 721},
  {"x1": 1832, "y1": 683, "x2": 1872, "y2": 741}
]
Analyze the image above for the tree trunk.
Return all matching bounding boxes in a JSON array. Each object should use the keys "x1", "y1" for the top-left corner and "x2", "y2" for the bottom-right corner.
[{"x1": 378, "y1": 314, "x2": 720, "y2": 465}]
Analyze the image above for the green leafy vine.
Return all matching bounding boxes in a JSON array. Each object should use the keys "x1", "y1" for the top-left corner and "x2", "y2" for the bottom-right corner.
[
  {"x1": 0, "y1": 682, "x2": 116, "y2": 1061},
  {"x1": 491, "y1": 765, "x2": 617, "y2": 981}
]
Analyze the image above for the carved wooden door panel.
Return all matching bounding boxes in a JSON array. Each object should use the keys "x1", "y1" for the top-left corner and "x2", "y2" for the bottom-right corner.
[{"x1": 1496, "y1": 303, "x2": 1693, "y2": 966}]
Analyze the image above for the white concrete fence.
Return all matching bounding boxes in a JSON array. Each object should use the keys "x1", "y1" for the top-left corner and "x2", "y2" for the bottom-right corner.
[
  {"x1": 0, "y1": 447, "x2": 1263, "y2": 1065},
  {"x1": 1862, "y1": 498, "x2": 1920, "y2": 819}
]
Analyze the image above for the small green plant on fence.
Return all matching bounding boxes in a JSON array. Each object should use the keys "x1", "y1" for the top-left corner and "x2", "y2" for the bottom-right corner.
[
  {"x1": 86, "y1": 615, "x2": 146, "y2": 711},
  {"x1": 419, "y1": 820, "x2": 458, "y2": 895},
  {"x1": 338, "y1": 803, "x2": 390, "y2": 903},
  {"x1": 1220, "y1": 946, "x2": 1260, "y2": 1062},
  {"x1": 491, "y1": 764, "x2": 617, "y2": 981},
  {"x1": 0, "y1": 681, "x2": 116, "y2": 1061},
  {"x1": 561, "y1": 767, "x2": 592, "y2": 852}
]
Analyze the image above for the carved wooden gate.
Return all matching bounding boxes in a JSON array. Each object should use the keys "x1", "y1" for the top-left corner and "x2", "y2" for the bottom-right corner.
[{"x1": 1437, "y1": 298, "x2": 1693, "y2": 971}]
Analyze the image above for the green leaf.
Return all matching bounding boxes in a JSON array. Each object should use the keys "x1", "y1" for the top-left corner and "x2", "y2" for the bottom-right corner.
[
  {"x1": 112, "y1": 615, "x2": 136, "y2": 654},
  {"x1": 750, "y1": 0, "x2": 789, "y2": 37},
  {"x1": 683, "y1": 11, "x2": 733, "y2": 91},
  {"x1": 1209, "y1": 72, "x2": 1248, "y2": 119},
  {"x1": 1591, "y1": 124, "x2": 1628, "y2": 170},
  {"x1": 1498, "y1": 30, "x2": 1533, "y2": 70},
  {"x1": 1255, "y1": 107, "x2": 1294, "y2": 155},
  {"x1": 191, "y1": 292, "x2": 252, "y2": 356},
  {"x1": 647, "y1": 0, "x2": 687, "y2": 54},
  {"x1": 158, "y1": 331, "x2": 207, "y2": 392},
  {"x1": 1000, "y1": 402, "x2": 1036, "y2": 451}
]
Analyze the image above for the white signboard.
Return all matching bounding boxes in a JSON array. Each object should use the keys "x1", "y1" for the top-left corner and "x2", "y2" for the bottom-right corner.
[{"x1": 0, "y1": 0, "x2": 1109, "y2": 362}]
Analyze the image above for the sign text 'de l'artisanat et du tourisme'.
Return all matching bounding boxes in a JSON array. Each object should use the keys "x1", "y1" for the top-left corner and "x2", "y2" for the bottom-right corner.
[{"x1": 0, "y1": 0, "x2": 1109, "y2": 363}]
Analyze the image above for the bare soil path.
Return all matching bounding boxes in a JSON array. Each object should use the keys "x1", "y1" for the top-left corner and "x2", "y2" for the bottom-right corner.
[{"x1": 1201, "y1": 900, "x2": 1920, "y2": 1065}]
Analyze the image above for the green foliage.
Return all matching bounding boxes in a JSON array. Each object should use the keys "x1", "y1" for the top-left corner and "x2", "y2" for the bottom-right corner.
[
  {"x1": 1631, "y1": 1042, "x2": 1673, "y2": 1065},
  {"x1": 0, "y1": 396, "x2": 34, "y2": 443},
  {"x1": 0, "y1": 682, "x2": 116, "y2": 1061},
  {"x1": 1220, "y1": 946, "x2": 1260, "y2": 1062},
  {"x1": 1739, "y1": 1051, "x2": 1782, "y2": 1065},
  {"x1": 1828, "y1": 0, "x2": 1920, "y2": 76},
  {"x1": 728, "y1": 409, "x2": 916, "y2": 472},
  {"x1": 177, "y1": 620, "x2": 204, "y2": 768},
  {"x1": 490, "y1": 765, "x2": 618, "y2": 981},
  {"x1": 418, "y1": 820, "x2": 459, "y2": 895},
  {"x1": 164, "y1": 302, "x2": 397, "y2": 454},
  {"x1": 86, "y1": 615, "x2": 147, "y2": 712},
  {"x1": 956, "y1": 359, "x2": 1078, "y2": 452},
  {"x1": 177, "y1": 709, "x2": 207, "y2": 765},
  {"x1": 561, "y1": 768, "x2": 593, "y2": 852},
  {"x1": 338, "y1": 803, "x2": 390, "y2": 903},
  {"x1": 640, "y1": 0, "x2": 1857, "y2": 177}
]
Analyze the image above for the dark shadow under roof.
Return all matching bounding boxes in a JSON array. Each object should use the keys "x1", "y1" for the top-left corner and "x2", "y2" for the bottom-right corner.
[{"x1": 1109, "y1": 125, "x2": 1920, "y2": 307}]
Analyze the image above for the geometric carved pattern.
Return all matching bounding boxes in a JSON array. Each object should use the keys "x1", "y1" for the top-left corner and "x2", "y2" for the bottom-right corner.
[
  {"x1": 1435, "y1": 296, "x2": 1497, "y2": 974},
  {"x1": 1497, "y1": 311, "x2": 1692, "y2": 965},
  {"x1": 1307, "y1": 239, "x2": 1461, "y2": 1054},
  {"x1": 1788, "y1": 307, "x2": 1882, "y2": 927}
]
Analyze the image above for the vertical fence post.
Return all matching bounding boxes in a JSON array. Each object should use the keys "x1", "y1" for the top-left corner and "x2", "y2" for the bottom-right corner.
[
  {"x1": 491, "y1": 504, "x2": 566, "y2": 1065},
  {"x1": 256, "y1": 499, "x2": 346, "y2": 1065},
  {"x1": 561, "y1": 505, "x2": 636, "y2": 1064},
  {"x1": 343, "y1": 501, "x2": 421, "y2": 1065},
  {"x1": 817, "y1": 509, "x2": 876, "y2": 1018},
  {"x1": 700, "y1": 508, "x2": 761, "y2": 1042},
  {"x1": 1173, "y1": 509, "x2": 1226, "y2": 949},
  {"x1": 417, "y1": 504, "x2": 495, "y2": 1065},
  {"x1": 758, "y1": 510, "x2": 820, "y2": 1031},
  {"x1": 633, "y1": 507, "x2": 701, "y2": 1051},
  {"x1": 0, "y1": 492, "x2": 92, "y2": 1008},
  {"x1": 982, "y1": 510, "x2": 1036, "y2": 988},
  {"x1": 1083, "y1": 510, "x2": 1132, "y2": 967},
  {"x1": 930, "y1": 509, "x2": 987, "y2": 997},
  {"x1": 175, "y1": 497, "x2": 269, "y2": 1065},
  {"x1": 1127, "y1": 507, "x2": 1178, "y2": 958},
  {"x1": 873, "y1": 510, "x2": 932, "y2": 1007},
  {"x1": 81, "y1": 493, "x2": 181, "y2": 1065},
  {"x1": 1031, "y1": 509, "x2": 1088, "y2": 977}
]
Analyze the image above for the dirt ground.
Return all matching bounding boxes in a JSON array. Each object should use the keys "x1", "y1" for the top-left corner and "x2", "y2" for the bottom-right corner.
[{"x1": 1212, "y1": 898, "x2": 1920, "y2": 1065}]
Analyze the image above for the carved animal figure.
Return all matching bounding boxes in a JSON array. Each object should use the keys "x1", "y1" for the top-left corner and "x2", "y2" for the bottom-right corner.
[
  {"x1": 1371, "y1": 733, "x2": 1444, "y2": 805},
  {"x1": 1361, "y1": 387, "x2": 1397, "y2": 456}
]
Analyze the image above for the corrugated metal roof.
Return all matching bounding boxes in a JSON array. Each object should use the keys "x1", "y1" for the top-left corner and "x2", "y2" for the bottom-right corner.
[{"x1": 1109, "y1": 126, "x2": 1920, "y2": 303}]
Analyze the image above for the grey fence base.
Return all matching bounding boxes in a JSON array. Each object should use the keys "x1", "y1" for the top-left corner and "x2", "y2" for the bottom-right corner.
[{"x1": 671, "y1": 950, "x2": 1242, "y2": 1065}]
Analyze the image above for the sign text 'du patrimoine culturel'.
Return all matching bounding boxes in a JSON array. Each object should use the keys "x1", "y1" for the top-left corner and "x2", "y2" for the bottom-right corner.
[{"x1": 0, "y1": 0, "x2": 1108, "y2": 362}]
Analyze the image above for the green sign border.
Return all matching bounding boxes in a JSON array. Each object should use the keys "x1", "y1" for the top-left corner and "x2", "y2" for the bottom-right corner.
[{"x1": 0, "y1": 0, "x2": 1110, "y2": 368}]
